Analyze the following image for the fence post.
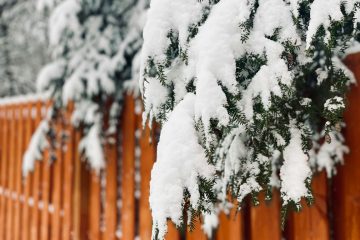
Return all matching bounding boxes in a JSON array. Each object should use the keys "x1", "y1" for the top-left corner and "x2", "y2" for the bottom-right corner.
[
  {"x1": 139, "y1": 120, "x2": 155, "y2": 240},
  {"x1": 249, "y1": 191, "x2": 280, "y2": 240},
  {"x1": 61, "y1": 103, "x2": 75, "y2": 240},
  {"x1": 0, "y1": 105, "x2": 9, "y2": 239},
  {"x1": 285, "y1": 172, "x2": 329, "y2": 240},
  {"x1": 104, "y1": 101, "x2": 119, "y2": 240},
  {"x1": 21, "y1": 102, "x2": 35, "y2": 240},
  {"x1": 217, "y1": 203, "x2": 244, "y2": 240},
  {"x1": 333, "y1": 54, "x2": 360, "y2": 240},
  {"x1": 165, "y1": 222, "x2": 180, "y2": 240},
  {"x1": 88, "y1": 170, "x2": 102, "y2": 240},
  {"x1": 186, "y1": 218, "x2": 207, "y2": 240},
  {"x1": 30, "y1": 100, "x2": 44, "y2": 240},
  {"x1": 121, "y1": 94, "x2": 136, "y2": 240},
  {"x1": 6, "y1": 104, "x2": 16, "y2": 240},
  {"x1": 39, "y1": 101, "x2": 52, "y2": 240},
  {"x1": 14, "y1": 103, "x2": 25, "y2": 240},
  {"x1": 0, "y1": 105, "x2": 2, "y2": 235},
  {"x1": 104, "y1": 145, "x2": 118, "y2": 240},
  {"x1": 51, "y1": 109, "x2": 65, "y2": 240},
  {"x1": 72, "y1": 130, "x2": 90, "y2": 240}
]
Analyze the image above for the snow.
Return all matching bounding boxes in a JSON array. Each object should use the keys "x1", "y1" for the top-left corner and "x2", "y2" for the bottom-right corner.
[
  {"x1": 37, "y1": 60, "x2": 66, "y2": 93},
  {"x1": 48, "y1": 0, "x2": 81, "y2": 47},
  {"x1": 324, "y1": 96, "x2": 345, "y2": 112},
  {"x1": 241, "y1": 60, "x2": 292, "y2": 119},
  {"x1": 202, "y1": 212, "x2": 219, "y2": 237},
  {"x1": 316, "y1": 68, "x2": 329, "y2": 85},
  {"x1": 280, "y1": 127, "x2": 312, "y2": 206},
  {"x1": 32, "y1": 0, "x2": 149, "y2": 171},
  {"x1": 332, "y1": 56, "x2": 357, "y2": 84},
  {"x1": 306, "y1": 0, "x2": 357, "y2": 49},
  {"x1": 140, "y1": 0, "x2": 358, "y2": 237},
  {"x1": 309, "y1": 130, "x2": 349, "y2": 177},
  {"x1": 0, "y1": 93, "x2": 48, "y2": 106},
  {"x1": 37, "y1": 0, "x2": 59, "y2": 11},
  {"x1": 345, "y1": 42, "x2": 360, "y2": 56},
  {"x1": 141, "y1": 0, "x2": 204, "y2": 61},
  {"x1": 142, "y1": 0, "x2": 300, "y2": 122},
  {"x1": 316, "y1": 131, "x2": 349, "y2": 176},
  {"x1": 140, "y1": 0, "x2": 210, "y2": 120},
  {"x1": 9, "y1": 0, "x2": 358, "y2": 237},
  {"x1": 191, "y1": 0, "x2": 248, "y2": 130},
  {"x1": 150, "y1": 93, "x2": 215, "y2": 239},
  {"x1": 79, "y1": 120, "x2": 105, "y2": 172},
  {"x1": 22, "y1": 120, "x2": 49, "y2": 176}
]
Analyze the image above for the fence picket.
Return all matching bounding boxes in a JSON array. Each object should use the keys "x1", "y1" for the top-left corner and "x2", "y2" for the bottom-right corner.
[
  {"x1": 139, "y1": 121, "x2": 154, "y2": 240},
  {"x1": 0, "y1": 106, "x2": 7, "y2": 239},
  {"x1": 13, "y1": 104, "x2": 25, "y2": 240},
  {"x1": 61, "y1": 104, "x2": 75, "y2": 240},
  {"x1": 121, "y1": 95, "x2": 136, "y2": 240},
  {"x1": 40, "y1": 101, "x2": 52, "y2": 240},
  {"x1": 6, "y1": 105, "x2": 16, "y2": 240},
  {"x1": 30, "y1": 101, "x2": 44, "y2": 240},
  {"x1": 40, "y1": 145, "x2": 51, "y2": 240},
  {"x1": 0, "y1": 105, "x2": 2, "y2": 236},
  {"x1": 217, "y1": 206, "x2": 244, "y2": 240},
  {"x1": 72, "y1": 131, "x2": 89, "y2": 240},
  {"x1": 250, "y1": 191, "x2": 281, "y2": 240},
  {"x1": 89, "y1": 171, "x2": 101, "y2": 240},
  {"x1": 285, "y1": 172, "x2": 329, "y2": 240},
  {"x1": 0, "y1": 105, "x2": 9, "y2": 239},
  {"x1": 165, "y1": 222, "x2": 180, "y2": 240},
  {"x1": 333, "y1": 54, "x2": 360, "y2": 240},
  {"x1": 186, "y1": 218, "x2": 207, "y2": 240},
  {"x1": 104, "y1": 137, "x2": 118, "y2": 240},
  {"x1": 21, "y1": 102, "x2": 35, "y2": 240},
  {"x1": 51, "y1": 115, "x2": 65, "y2": 240}
]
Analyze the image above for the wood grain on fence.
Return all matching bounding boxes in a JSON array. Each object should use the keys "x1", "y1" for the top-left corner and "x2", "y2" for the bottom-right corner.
[
  {"x1": 0, "y1": 105, "x2": 9, "y2": 239},
  {"x1": 104, "y1": 102, "x2": 119, "y2": 240},
  {"x1": 6, "y1": 105, "x2": 15, "y2": 240},
  {"x1": 62, "y1": 104, "x2": 75, "y2": 240},
  {"x1": 334, "y1": 54, "x2": 360, "y2": 240},
  {"x1": 72, "y1": 130, "x2": 89, "y2": 240},
  {"x1": 89, "y1": 170, "x2": 101, "y2": 240},
  {"x1": 121, "y1": 95, "x2": 136, "y2": 240},
  {"x1": 286, "y1": 172, "x2": 329, "y2": 240},
  {"x1": 186, "y1": 218, "x2": 207, "y2": 240},
  {"x1": 104, "y1": 133, "x2": 118, "y2": 240},
  {"x1": 249, "y1": 191, "x2": 280, "y2": 240},
  {"x1": 217, "y1": 207, "x2": 244, "y2": 240},
  {"x1": 14, "y1": 103, "x2": 24, "y2": 240},
  {"x1": 138, "y1": 116, "x2": 153, "y2": 240},
  {"x1": 40, "y1": 102, "x2": 51, "y2": 240},
  {"x1": 22, "y1": 102, "x2": 34, "y2": 240},
  {"x1": 30, "y1": 101, "x2": 43, "y2": 240}
]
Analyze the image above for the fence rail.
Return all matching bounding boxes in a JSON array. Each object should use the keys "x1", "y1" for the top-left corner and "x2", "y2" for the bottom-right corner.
[{"x1": 0, "y1": 55, "x2": 359, "y2": 239}]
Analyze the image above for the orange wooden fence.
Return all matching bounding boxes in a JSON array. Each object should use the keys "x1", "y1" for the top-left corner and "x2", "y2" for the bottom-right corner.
[{"x1": 0, "y1": 55, "x2": 359, "y2": 240}]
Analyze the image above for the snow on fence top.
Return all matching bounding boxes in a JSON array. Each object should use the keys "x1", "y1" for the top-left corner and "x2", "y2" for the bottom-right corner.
[{"x1": 0, "y1": 93, "x2": 48, "y2": 106}]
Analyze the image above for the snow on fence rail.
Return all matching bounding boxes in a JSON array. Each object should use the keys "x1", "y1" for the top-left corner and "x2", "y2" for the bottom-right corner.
[{"x1": 0, "y1": 53, "x2": 360, "y2": 240}]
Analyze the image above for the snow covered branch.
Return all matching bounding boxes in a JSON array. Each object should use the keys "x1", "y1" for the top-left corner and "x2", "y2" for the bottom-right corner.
[{"x1": 140, "y1": 0, "x2": 360, "y2": 238}]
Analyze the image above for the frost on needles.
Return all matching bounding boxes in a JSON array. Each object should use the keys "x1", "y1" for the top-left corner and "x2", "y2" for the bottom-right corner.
[{"x1": 140, "y1": 0, "x2": 360, "y2": 239}]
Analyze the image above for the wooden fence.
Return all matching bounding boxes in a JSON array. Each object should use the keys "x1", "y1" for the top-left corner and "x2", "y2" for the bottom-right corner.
[{"x1": 0, "y1": 55, "x2": 359, "y2": 239}]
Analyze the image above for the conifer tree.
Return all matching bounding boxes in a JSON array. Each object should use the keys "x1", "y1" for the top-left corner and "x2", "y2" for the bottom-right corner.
[
  {"x1": 23, "y1": 0, "x2": 149, "y2": 173},
  {"x1": 140, "y1": 0, "x2": 360, "y2": 239}
]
